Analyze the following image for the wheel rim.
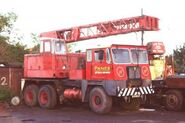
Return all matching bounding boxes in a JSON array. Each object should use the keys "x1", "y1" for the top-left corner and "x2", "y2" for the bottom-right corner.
[
  {"x1": 40, "y1": 91, "x2": 48, "y2": 105},
  {"x1": 92, "y1": 94, "x2": 102, "y2": 108},
  {"x1": 25, "y1": 90, "x2": 34, "y2": 103},
  {"x1": 94, "y1": 96, "x2": 102, "y2": 105},
  {"x1": 167, "y1": 94, "x2": 178, "y2": 107}
]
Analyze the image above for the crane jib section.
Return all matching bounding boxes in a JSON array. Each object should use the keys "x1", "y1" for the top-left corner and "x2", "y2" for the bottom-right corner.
[{"x1": 40, "y1": 15, "x2": 159, "y2": 43}]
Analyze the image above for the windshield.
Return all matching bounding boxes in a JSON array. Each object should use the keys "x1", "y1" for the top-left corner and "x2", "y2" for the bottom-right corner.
[
  {"x1": 112, "y1": 49, "x2": 130, "y2": 63},
  {"x1": 131, "y1": 49, "x2": 148, "y2": 64},
  {"x1": 54, "y1": 41, "x2": 66, "y2": 54}
]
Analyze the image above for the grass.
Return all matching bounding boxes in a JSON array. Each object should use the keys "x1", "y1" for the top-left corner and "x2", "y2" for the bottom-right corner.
[{"x1": 0, "y1": 86, "x2": 11, "y2": 102}]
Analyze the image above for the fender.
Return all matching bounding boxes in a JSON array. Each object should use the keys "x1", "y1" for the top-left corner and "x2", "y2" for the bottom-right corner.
[{"x1": 81, "y1": 80, "x2": 126, "y2": 102}]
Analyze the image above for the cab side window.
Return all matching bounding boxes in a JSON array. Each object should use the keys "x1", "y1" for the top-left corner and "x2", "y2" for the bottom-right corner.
[
  {"x1": 44, "y1": 41, "x2": 51, "y2": 52},
  {"x1": 87, "y1": 50, "x2": 92, "y2": 62},
  {"x1": 94, "y1": 50, "x2": 104, "y2": 62}
]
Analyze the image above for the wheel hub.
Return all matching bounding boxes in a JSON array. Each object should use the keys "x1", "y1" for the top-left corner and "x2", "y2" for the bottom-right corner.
[
  {"x1": 40, "y1": 91, "x2": 48, "y2": 105},
  {"x1": 94, "y1": 96, "x2": 102, "y2": 105},
  {"x1": 26, "y1": 90, "x2": 33, "y2": 102},
  {"x1": 168, "y1": 94, "x2": 178, "y2": 106}
]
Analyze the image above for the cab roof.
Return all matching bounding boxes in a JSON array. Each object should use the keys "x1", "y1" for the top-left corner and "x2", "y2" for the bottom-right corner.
[{"x1": 86, "y1": 44, "x2": 147, "y2": 50}]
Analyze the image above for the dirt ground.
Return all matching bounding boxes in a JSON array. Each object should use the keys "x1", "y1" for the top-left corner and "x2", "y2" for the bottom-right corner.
[
  {"x1": 0, "y1": 102, "x2": 22, "y2": 123},
  {"x1": 1, "y1": 102, "x2": 185, "y2": 123}
]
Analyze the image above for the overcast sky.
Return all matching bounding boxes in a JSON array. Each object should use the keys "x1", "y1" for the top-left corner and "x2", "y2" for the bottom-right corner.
[{"x1": 0, "y1": 0, "x2": 185, "y2": 54}]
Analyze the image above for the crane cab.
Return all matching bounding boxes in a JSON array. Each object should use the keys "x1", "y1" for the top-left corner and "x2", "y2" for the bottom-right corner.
[
  {"x1": 39, "y1": 38, "x2": 66, "y2": 55},
  {"x1": 24, "y1": 38, "x2": 72, "y2": 78}
]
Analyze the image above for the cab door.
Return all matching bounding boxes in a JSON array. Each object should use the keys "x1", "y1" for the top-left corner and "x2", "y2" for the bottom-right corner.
[{"x1": 88, "y1": 49, "x2": 112, "y2": 80}]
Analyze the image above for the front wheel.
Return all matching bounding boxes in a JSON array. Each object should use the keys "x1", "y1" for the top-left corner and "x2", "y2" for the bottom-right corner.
[
  {"x1": 165, "y1": 90, "x2": 184, "y2": 111},
  {"x1": 89, "y1": 87, "x2": 112, "y2": 114}
]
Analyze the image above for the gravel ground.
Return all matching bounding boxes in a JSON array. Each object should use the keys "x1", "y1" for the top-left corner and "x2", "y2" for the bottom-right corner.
[{"x1": 0, "y1": 103, "x2": 185, "y2": 123}]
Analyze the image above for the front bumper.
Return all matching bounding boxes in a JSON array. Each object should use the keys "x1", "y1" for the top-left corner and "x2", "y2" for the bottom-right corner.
[{"x1": 117, "y1": 86, "x2": 155, "y2": 97}]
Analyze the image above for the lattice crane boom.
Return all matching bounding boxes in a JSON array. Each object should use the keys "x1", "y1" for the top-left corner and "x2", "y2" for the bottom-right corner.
[{"x1": 40, "y1": 15, "x2": 159, "y2": 43}]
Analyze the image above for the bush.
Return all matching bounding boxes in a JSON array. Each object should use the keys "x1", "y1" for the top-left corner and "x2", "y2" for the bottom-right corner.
[{"x1": 0, "y1": 86, "x2": 11, "y2": 101}]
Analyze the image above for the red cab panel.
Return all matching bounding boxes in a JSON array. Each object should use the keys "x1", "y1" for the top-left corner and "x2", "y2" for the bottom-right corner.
[
  {"x1": 140, "y1": 65, "x2": 151, "y2": 80},
  {"x1": 24, "y1": 53, "x2": 55, "y2": 78},
  {"x1": 24, "y1": 53, "x2": 85, "y2": 79}
]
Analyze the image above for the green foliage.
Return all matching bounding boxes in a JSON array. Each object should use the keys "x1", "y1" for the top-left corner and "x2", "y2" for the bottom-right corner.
[
  {"x1": 31, "y1": 33, "x2": 39, "y2": 45},
  {"x1": 0, "y1": 86, "x2": 11, "y2": 101},
  {"x1": 0, "y1": 36, "x2": 29, "y2": 64},
  {"x1": 31, "y1": 44, "x2": 40, "y2": 54},
  {"x1": 0, "y1": 39, "x2": 9, "y2": 62},
  {"x1": 30, "y1": 33, "x2": 40, "y2": 53},
  {"x1": 0, "y1": 12, "x2": 17, "y2": 35},
  {"x1": 67, "y1": 43, "x2": 77, "y2": 53},
  {"x1": 0, "y1": 12, "x2": 29, "y2": 64},
  {"x1": 173, "y1": 43, "x2": 185, "y2": 73},
  {"x1": 8, "y1": 42, "x2": 29, "y2": 63}
]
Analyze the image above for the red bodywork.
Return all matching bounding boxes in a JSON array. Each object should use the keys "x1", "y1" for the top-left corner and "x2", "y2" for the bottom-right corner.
[
  {"x1": 24, "y1": 44, "x2": 151, "y2": 81},
  {"x1": 85, "y1": 45, "x2": 151, "y2": 81},
  {"x1": 24, "y1": 53, "x2": 85, "y2": 79}
]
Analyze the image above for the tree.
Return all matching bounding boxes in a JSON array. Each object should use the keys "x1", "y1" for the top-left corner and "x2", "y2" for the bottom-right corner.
[
  {"x1": 0, "y1": 12, "x2": 29, "y2": 65},
  {"x1": 173, "y1": 43, "x2": 185, "y2": 73},
  {"x1": 30, "y1": 33, "x2": 40, "y2": 53},
  {"x1": 0, "y1": 12, "x2": 17, "y2": 63},
  {"x1": 0, "y1": 12, "x2": 17, "y2": 37},
  {"x1": 8, "y1": 42, "x2": 29, "y2": 63}
]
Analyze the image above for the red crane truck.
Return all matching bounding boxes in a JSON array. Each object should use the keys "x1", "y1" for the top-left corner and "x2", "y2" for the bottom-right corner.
[{"x1": 21, "y1": 15, "x2": 159, "y2": 114}]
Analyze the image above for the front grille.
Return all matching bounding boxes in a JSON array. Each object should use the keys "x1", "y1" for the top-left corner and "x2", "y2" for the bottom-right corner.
[
  {"x1": 127, "y1": 66, "x2": 141, "y2": 79},
  {"x1": 127, "y1": 79, "x2": 142, "y2": 87}
]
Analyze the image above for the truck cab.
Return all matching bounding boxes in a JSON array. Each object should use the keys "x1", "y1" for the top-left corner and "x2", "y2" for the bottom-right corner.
[
  {"x1": 82, "y1": 44, "x2": 153, "y2": 99},
  {"x1": 86, "y1": 44, "x2": 151, "y2": 81}
]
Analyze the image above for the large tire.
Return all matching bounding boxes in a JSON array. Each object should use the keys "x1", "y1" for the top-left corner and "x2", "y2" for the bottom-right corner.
[
  {"x1": 89, "y1": 87, "x2": 112, "y2": 114},
  {"x1": 121, "y1": 98, "x2": 141, "y2": 111},
  {"x1": 23, "y1": 84, "x2": 39, "y2": 107},
  {"x1": 38, "y1": 85, "x2": 57, "y2": 109},
  {"x1": 165, "y1": 90, "x2": 184, "y2": 111}
]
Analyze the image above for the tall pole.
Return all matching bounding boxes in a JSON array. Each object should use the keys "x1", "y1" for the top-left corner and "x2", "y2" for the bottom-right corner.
[{"x1": 141, "y1": 8, "x2": 144, "y2": 45}]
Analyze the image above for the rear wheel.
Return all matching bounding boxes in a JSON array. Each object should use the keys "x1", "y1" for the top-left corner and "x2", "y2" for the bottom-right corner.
[
  {"x1": 38, "y1": 85, "x2": 57, "y2": 109},
  {"x1": 23, "y1": 84, "x2": 39, "y2": 107},
  {"x1": 89, "y1": 87, "x2": 112, "y2": 114},
  {"x1": 121, "y1": 98, "x2": 141, "y2": 110},
  {"x1": 165, "y1": 90, "x2": 184, "y2": 111}
]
